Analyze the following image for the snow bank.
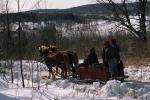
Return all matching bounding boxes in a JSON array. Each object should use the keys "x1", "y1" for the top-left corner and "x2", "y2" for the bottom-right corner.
[
  {"x1": 0, "y1": 78, "x2": 9, "y2": 90},
  {"x1": 138, "y1": 92, "x2": 150, "y2": 100},
  {"x1": 54, "y1": 80, "x2": 72, "y2": 89},
  {"x1": 100, "y1": 80, "x2": 129, "y2": 97},
  {"x1": 48, "y1": 79, "x2": 150, "y2": 99}
]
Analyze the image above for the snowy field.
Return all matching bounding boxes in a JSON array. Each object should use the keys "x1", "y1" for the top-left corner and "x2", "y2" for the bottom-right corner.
[{"x1": 0, "y1": 60, "x2": 150, "y2": 100}]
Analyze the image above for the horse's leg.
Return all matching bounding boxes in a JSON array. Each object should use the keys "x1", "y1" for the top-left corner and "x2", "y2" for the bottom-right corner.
[
  {"x1": 64, "y1": 67, "x2": 67, "y2": 78},
  {"x1": 74, "y1": 62, "x2": 78, "y2": 78},
  {"x1": 61, "y1": 67, "x2": 64, "y2": 78},
  {"x1": 70, "y1": 58, "x2": 78, "y2": 78},
  {"x1": 48, "y1": 68, "x2": 52, "y2": 79},
  {"x1": 73, "y1": 54, "x2": 78, "y2": 78},
  {"x1": 61, "y1": 67, "x2": 65, "y2": 78},
  {"x1": 64, "y1": 62, "x2": 71, "y2": 76},
  {"x1": 48, "y1": 67, "x2": 56, "y2": 79},
  {"x1": 66, "y1": 63, "x2": 72, "y2": 77},
  {"x1": 61, "y1": 66, "x2": 67, "y2": 79},
  {"x1": 71, "y1": 63, "x2": 76, "y2": 78},
  {"x1": 56, "y1": 66, "x2": 58, "y2": 75},
  {"x1": 51, "y1": 67, "x2": 56, "y2": 79}
]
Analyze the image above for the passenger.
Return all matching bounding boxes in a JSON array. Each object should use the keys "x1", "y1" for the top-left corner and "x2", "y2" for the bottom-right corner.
[
  {"x1": 84, "y1": 48, "x2": 99, "y2": 66},
  {"x1": 111, "y1": 39, "x2": 125, "y2": 78},
  {"x1": 102, "y1": 41, "x2": 111, "y2": 67},
  {"x1": 106, "y1": 38, "x2": 120, "y2": 79},
  {"x1": 102, "y1": 41, "x2": 111, "y2": 78},
  {"x1": 111, "y1": 39, "x2": 120, "y2": 61}
]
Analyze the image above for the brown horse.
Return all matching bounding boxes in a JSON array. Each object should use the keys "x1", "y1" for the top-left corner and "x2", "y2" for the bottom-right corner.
[
  {"x1": 38, "y1": 45, "x2": 78, "y2": 79},
  {"x1": 60, "y1": 50, "x2": 78, "y2": 78}
]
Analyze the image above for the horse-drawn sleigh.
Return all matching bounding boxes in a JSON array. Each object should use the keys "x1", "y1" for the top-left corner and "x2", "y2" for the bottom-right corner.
[{"x1": 38, "y1": 45, "x2": 126, "y2": 81}]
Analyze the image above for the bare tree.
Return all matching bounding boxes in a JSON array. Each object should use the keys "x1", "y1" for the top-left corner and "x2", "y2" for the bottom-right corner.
[
  {"x1": 0, "y1": 0, "x2": 5, "y2": 13},
  {"x1": 96, "y1": 0, "x2": 148, "y2": 43}
]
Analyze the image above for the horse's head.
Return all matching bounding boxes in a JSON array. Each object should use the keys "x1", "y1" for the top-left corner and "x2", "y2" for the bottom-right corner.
[
  {"x1": 38, "y1": 45, "x2": 51, "y2": 57},
  {"x1": 48, "y1": 45, "x2": 58, "y2": 53}
]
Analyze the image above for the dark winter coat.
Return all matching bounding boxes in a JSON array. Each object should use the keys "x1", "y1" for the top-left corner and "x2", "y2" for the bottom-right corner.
[
  {"x1": 87, "y1": 51, "x2": 99, "y2": 65},
  {"x1": 105, "y1": 44, "x2": 120, "y2": 61}
]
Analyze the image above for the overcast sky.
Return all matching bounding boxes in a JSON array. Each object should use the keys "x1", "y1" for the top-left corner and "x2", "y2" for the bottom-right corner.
[
  {"x1": 1, "y1": 0, "x2": 141, "y2": 12},
  {"x1": 5, "y1": 0, "x2": 97, "y2": 12}
]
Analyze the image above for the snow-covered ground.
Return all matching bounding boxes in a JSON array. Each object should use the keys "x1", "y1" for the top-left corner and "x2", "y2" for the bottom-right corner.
[{"x1": 0, "y1": 60, "x2": 150, "y2": 100}]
